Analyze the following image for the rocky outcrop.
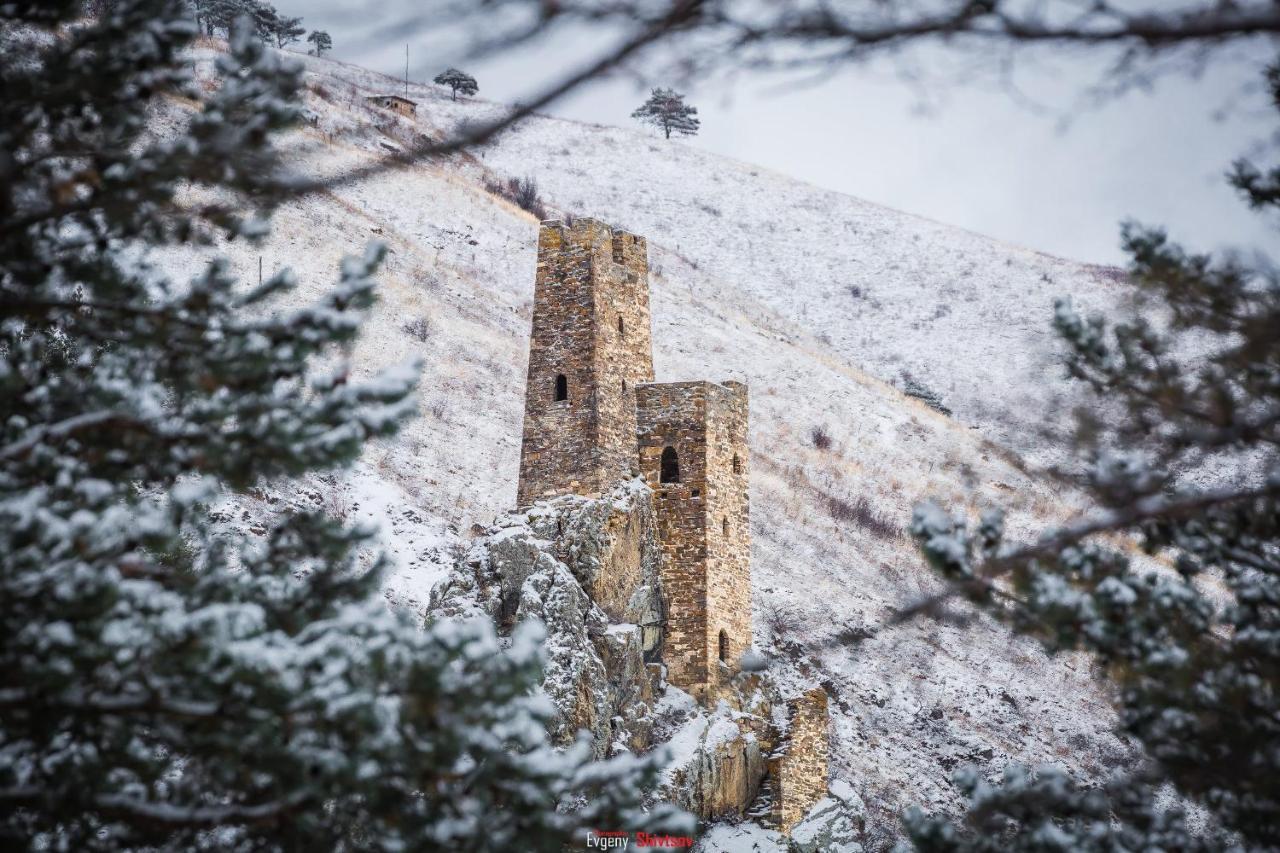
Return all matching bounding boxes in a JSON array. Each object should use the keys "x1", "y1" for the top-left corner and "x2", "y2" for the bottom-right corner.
[
  {"x1": 521, "y1": 478, "x2": 664, "y2": 642},
  {"x1": 655, "y1": 671, "x2": 780, "y2": 822},
  {"x1": 429, "y1": 479, "x2": 662, "y2": 757},
  {"x1": 662, "y1": 708, "x2": 768, "y2": 820},
  {"x1": 427, "y1": 478, "x2": 845, "y2": 842},
  {"x1": 696, "y1": 781, "x2": 865, "y2": 853}
]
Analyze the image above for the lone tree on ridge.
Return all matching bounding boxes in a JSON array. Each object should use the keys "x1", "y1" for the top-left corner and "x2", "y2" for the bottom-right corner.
[
  {"x1": 631, "y1": 88, "x2": 700, "y2": 139},
  {"x1": 306, "y1": 29, "x2": 331, "y2": 56},
  {"x1": 434, "y1": 67, "x2": 479, "y2": 101}
]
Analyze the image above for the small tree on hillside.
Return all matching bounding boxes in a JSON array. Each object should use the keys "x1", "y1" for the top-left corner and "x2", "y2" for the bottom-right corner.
[
  {"x1": 306, "y1": 29, "x2": 331, "y2": 56},
  {"x1": 272, "y1": 14, "x2": 305, "y2": 48},
  {"x1": 434, "y1": 67, "x2": 479, "y2": 101},
  {"x1": 631, "y1": 88, "x2": 700, "y2": 139},
  {"x1": 200, "y1": 0, "x2": 272, "y2": 39}
]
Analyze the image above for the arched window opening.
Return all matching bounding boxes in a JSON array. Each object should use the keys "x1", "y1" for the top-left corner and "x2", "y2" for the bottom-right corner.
[
  {"x1": 660, "y1": 446, "x2": 680, "y2": 484},
  {"x1": 731, "y1": 454, "x2": 742, "y2": 475},
  {"x1": 722, "y1": 517, "x2": 729, "y2": 537},
  {"x1": 554, "y1": 374, "x2": 568, "y2": 402},
  {"x1": 618, "y1": 315, "x2": 625, "y2": 336},
  {"x1": 718, "y1": 630, "x2": 729, "y2": 663}
]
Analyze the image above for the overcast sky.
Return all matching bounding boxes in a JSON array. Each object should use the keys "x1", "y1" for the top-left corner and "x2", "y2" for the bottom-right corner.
[{"x1": 285, "y1": 4, "x2": 1278, "y2": 266}]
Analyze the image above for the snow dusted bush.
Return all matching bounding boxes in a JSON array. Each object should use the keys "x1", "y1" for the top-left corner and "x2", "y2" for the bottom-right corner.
[
  {"x1": 402, "y1": 315, "x2": 433, "y2": 342},
  {"x1": 810, "y1": 425, "x2": 833, "y2": 450},
  {"x1": 0, "y1": 2, "x2": 685, "y2": 847},
  {"x1": 827, "y1": 496, "x2": 900, "y2": 541},
  {"x1": 484, "y1": 175, "x2": 549, "y2": 221},
  {"x1": 900, "y1": 375, "x2": 952, "y2": 417}
]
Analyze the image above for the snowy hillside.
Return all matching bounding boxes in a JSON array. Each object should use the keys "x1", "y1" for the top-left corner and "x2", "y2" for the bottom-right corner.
[{"x1": 166, "y1": 43, "x2": 1135, "y2": 845}]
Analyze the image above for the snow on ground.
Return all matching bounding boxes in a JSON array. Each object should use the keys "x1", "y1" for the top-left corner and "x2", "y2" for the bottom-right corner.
[
  {"x1": 701, "y1": 822, "x2": 789, "y2": 852},
  {"x1": 160, "y1": 43, "x2": 1137, "y2": 844},
  {"x1": 401, "y1": 72, "x2": 1132, "y2": 459}
]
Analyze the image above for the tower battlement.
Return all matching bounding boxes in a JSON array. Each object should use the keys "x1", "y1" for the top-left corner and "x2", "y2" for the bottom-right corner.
[
  {"x1": 538, "y1": 217, "x2": 648, "y2": 273},
  {"x1": 516, "y1": 220, "x2": 655, "y2": 507}
]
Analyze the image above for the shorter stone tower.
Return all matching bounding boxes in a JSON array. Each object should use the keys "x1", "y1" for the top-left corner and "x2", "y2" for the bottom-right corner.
[
  {"x1": 517, "y1": 219, "x2": 654, "y2": 507},
  {"x1": 636, "y1": 381, "x2": 750, "y2": 703}
]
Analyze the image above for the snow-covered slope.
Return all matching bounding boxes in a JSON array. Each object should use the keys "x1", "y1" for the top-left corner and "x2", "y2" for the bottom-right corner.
[{"x1": 168, "y1": 44, "x2": 1134, "y2": 845}]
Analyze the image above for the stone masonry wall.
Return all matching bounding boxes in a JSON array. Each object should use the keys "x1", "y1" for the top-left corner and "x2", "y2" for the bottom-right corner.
[
  {"x1": 704, "y1": 381, "x2": 750, "y2": 700},
  {"x1": 636, "y1": 383, "x2": 708, "y2": 694},
  {"x1": 772, "y1": 688, "x2": 831, "y2": 834},
  {"x1": 636, "y1": 381, "x2": 750, "y2": 703},
  {"x1": 517, "y1": 219, "x2": 654, "y2": 507},
  {"x1": 594, "y1": 226, "x2": 654, "y2": 496}
]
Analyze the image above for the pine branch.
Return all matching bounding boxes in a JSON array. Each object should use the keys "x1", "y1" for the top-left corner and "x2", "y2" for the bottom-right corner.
[
  {"x1": 0, "y1": 411, "x2": 147, "y2": 461},
  {"x1": 893, "y1": 479, "x2": 1280, "y2": 624},
  {"x1": 92, "y1": 793, "x2": 306, "y2": 828}
]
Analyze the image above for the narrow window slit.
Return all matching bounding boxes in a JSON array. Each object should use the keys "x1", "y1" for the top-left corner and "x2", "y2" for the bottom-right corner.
[{"x1": 660, "y1": 446, "x2": 680, "y2": 483}]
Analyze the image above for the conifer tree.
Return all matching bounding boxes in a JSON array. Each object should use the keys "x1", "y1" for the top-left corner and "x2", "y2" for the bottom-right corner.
[
  {"x1": 306, "y1": 29, "x2": 331, "y2": 56},
  {"x1": 631, "y1": 88, "x2": 700, "y2": 139},
  {"x1": 271, "y1": 13, "x2": 304, "y2": 48},
  {"x1": 434, "y1": 67, "x2": 479, "y2": 101},
  {"x1": 0, "y1": 2, "x2": 685, "y2": 848},
  {"x1": 902, "y1": 58, "x2": 1280, "y2": 853}
]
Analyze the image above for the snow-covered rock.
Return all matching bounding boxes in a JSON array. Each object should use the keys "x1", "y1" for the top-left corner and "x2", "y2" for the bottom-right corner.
[
  {"x1": 431, "y1": 481, "x2": 661, "y2": 756},
  {"x1": 432, "y1": 480, "x2": 791, "y2": 824},
  {"x1": 661, "y1": 703, "x2": 771, "y2": 821},
  {"x1": 789, "y1": 779, "x2": 867, "y2": 853}
]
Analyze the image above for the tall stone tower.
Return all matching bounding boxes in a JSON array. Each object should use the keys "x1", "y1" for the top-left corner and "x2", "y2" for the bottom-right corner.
[
  {"x1": 636, "y1": 381, "x2": 750, "y2": 702},
  {"x1": 517, "y1": 219, "x2": 655, "y2": 507}
]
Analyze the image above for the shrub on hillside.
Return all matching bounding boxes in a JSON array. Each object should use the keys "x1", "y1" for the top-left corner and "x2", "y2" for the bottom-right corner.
[
  {"x1": 901, "y1": 375, "x2": 952, "y2": 416},
  {"x1": 811, "y1": 425, "x2": 834, "y2": 450},
  {"x1": 402, "y1": 316, "x2": 432, "y2": 342},
  {"x1": 829, "y1": 495, "x2": 901, "y2": 540},
  {"x1": 485, "y1": 175, "x2": 548, "y2": 220}
]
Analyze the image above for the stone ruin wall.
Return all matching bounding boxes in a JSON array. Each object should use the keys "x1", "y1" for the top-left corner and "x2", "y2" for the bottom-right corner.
[
  {"x1": 636, "y1": 381, "x2": 751, "y2": 703},
  {"x1": 772, "y1": 688, "x2": 831, "y2": 834},
  {"x1": 517, "y1": 219, "x2": 653, "y2": 507}
]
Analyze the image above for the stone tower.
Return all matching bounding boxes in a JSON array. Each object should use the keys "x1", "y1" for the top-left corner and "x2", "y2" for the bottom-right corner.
[
  {"x1": 517, "y1": 219, "x2": 655, "y2": 507},
  {"x1": 636, "y1": 381, "x2": 750, "y2": 702}
]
